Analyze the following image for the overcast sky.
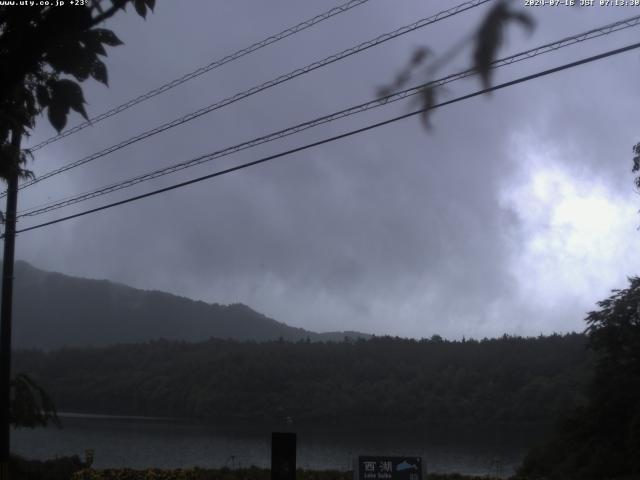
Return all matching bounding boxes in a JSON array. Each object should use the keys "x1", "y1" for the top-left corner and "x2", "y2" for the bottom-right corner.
[{"x1": 10, "y1": 0, "x2": 640, "y2": 339}]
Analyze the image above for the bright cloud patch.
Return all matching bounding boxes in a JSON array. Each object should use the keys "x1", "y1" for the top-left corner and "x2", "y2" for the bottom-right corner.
[{"x1": 501, "y1": 134, "x2": 640, "y2": 327}]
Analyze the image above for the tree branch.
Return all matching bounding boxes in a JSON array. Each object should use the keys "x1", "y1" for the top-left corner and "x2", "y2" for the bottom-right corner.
[{"x1": 89, "y1": 0, "x2": 128, "y2": 27}]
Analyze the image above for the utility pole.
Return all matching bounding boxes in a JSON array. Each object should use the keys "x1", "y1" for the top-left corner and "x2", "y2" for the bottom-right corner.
[{"x1": 0, "y1": 129, "x2": 21, "y2": 479}]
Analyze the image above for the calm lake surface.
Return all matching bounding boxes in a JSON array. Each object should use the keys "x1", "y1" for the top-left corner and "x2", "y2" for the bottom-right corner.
[{"x1": 13, "y1": 414, "x2": 546, "y2": 477}]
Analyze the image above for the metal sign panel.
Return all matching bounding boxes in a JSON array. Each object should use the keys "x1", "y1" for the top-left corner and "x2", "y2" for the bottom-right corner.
[{"x1": 356, "y1": 456, "x2": 422, "y2": 480}]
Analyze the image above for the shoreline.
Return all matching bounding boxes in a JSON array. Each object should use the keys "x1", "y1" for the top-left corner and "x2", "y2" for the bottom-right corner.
[
  {"x1": 11, "y1": 456, "x2": 509, "y2": 480},
  {"x1": 57, "y1": 411, "x2": 184, "y2": 422},
  {"x1": 53, "y1": 411, "x2": 553, "y2": 432}
]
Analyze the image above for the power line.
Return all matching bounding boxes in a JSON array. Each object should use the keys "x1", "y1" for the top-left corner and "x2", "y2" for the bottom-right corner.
[
  {"x1": 27, "y1": 0, "x2": 374, "y2": 152},
  {"x1": 18, "y1": 13, "x2": 640, "y2": 216},
  {"x1": 11, "y1": 40, "x2": 640, "y2": 237},
  {"x1": 10, "y1": 0, "x2": 491, "y2": 196},
  {"x1": 17, "y1": 14, "x2": 640, "y2": 219}
]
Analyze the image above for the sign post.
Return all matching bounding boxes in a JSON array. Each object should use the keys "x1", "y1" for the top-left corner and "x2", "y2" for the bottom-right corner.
[
  {"x1": 271, "y1": 432, "x2": 296, "y2": 480},
  {"x1": 355, "y1": 456, "x2": 423, "y2": 480}
]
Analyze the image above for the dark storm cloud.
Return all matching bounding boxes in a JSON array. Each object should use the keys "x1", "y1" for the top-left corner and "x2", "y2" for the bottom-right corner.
[{"x1": 14, "y1": 0, "x2": 640, "y2": 338}]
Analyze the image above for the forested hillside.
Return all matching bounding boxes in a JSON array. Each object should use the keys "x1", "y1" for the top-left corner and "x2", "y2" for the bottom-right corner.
[
  {"x1": 14, "y1": 333, "x2": 591, "y2": 426},
  {"x1": 11, "y1": 261, "x2": 368, "y2": 348}
]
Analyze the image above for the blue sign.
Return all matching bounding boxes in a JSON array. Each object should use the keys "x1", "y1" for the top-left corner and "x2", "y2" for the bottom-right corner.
[{"x1": 356, "y1": 456, "x2": 422, "y2": 480}]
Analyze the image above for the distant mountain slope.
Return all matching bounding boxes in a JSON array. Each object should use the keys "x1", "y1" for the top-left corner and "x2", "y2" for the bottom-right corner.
[{"x1": 11, "y1": 261, "x2": 369, "y2": 349}]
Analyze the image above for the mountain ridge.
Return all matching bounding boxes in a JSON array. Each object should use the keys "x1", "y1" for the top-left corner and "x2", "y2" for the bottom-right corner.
[{"x1": 11, "y1": 260, "x2": 370, "y2": 349}]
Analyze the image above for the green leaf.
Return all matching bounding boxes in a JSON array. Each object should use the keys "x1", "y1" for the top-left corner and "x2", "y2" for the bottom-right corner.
[
  {"x1": 92, "y1": 28, "x2": 123, "y2": 47},
  {"x1": 23, "y1": 90, "x2": 36, "y2": 118},
  {"x1": 46, "y1": 40, "x2": 95, "y2": 81},
  {"x1": 82, "y1": 30, "x2": 107, "y2": 56},
  {"x1": 46, "y1": 3, "x2": 92, "y2": 30},
  {"x1": 510, "y1": 11, "x2": 535, "y2": 32},
  {"x1": 90, "y1": 59, "x2": 108, "y2": 85},
  {"x1": 134, "y1": 0, "x2": 147, "y2": 18},
  {"x1": 410, "y1": 47, "x2": 430, "y2": 67},
  {"x1": 52, "y1": 79, "x2": 86, "y2": 112},
  {"x1": 110, "y1": 0, "x2": 128, "y2": 11},
  {"x1": 11, "y1": 373, "x2": 60, "y2": 429},
  {"x1": 49, "y1": 79, "x2": 88, "y2": 128},
  {"x1": 420, "y1": 85, "x2": 437, "y2": 129},
  {"x1": 376, "y1": 86, "x2": 392, "y2": 102},
  {"x1": 35, "y1": 85, "x2": 50, "y2": 107},
  {"x1": 473, "y1": 1, "x2": 534, "y2": 89},
  {"x1": 47, "y1": 102, "x2": 69, "y2": 133}
]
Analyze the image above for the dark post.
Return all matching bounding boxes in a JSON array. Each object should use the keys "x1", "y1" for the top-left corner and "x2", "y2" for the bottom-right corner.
[
  {"x1": 271, "y1": 432, "x2": 296, "y2": 480},
  {"x1": 0, "y1": 130, "x2": 20, "y2": 478}
]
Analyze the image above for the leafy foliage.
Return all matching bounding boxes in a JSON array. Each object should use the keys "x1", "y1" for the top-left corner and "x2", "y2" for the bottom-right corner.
[
  {"x1": 379, "y1": 1, "x2": 533, "y2": 128},
  {"x1": 0, "y1": 0, "x2": 155, "y2": 180},
  {"x1": 472, "y1": 1, "x2": 534, "y2": 89},
  {"x1": 46, "y1": 79, "x2": 89, "y2": 132},
  {"x1": 377, "y1": 47, "x2": 431, "y2": 100},
  {"x1": 10, "y1": 373, "x2": 59, "y2": 429},
  {"x1": 14, "y1": 333, "x2": 590, "y2": 426},
  {"x1": 10, "y1": 454, "x2": 87, "y2": 480},
  {"x1": 517, "y1": 277, "x2": 640, "y2": 479},
  {"x1": 0, "y1": 141, "x2": 33, "y2": 181},
  {"x1": 5, "y1": 458, "x2": 502, "y2": 480},
  {"x1": 1, "y1": 1, "x2": 153, "y2": 431}
]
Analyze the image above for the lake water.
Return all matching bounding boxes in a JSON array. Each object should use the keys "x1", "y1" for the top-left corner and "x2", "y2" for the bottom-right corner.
[{"x1": 13, "y1": 414, "x2": 545, "y2": 477}]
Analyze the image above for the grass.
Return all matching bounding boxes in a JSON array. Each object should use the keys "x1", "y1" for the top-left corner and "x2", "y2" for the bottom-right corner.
[
  {"x1": 10, "y1": 456, "x2": 504, "y2": 480},
  {"x1": 70, "y1": 469, "x2": 501, "y2": 480}
]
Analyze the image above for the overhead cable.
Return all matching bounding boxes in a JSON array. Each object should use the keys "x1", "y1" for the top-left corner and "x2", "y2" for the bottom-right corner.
[
  {"x1": 11, "y1": 0, "x2": 491, "y2": 196},
  {"x1": 28, "y1": 0, "x2": 374, "y2": 152},
  {"x1": 11, "y1": 40, "x2": 640, "y2": 236},
  {"x1": 18, "y1": 14, "x2": 640, "y2": 218}
]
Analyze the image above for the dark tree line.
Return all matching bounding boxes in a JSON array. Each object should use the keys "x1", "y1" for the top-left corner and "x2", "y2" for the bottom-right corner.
[
  {"x1": 14, "y1": 333, "x2": 590, "y2": 427},
  {"x1": 518, "y1": 277, "x2": 640, "y2": 479}
]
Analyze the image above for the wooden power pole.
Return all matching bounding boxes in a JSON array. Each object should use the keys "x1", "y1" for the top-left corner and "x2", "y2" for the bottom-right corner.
[{"x1": 0, "y1": 129, "x2": 21, "y2": 478}]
